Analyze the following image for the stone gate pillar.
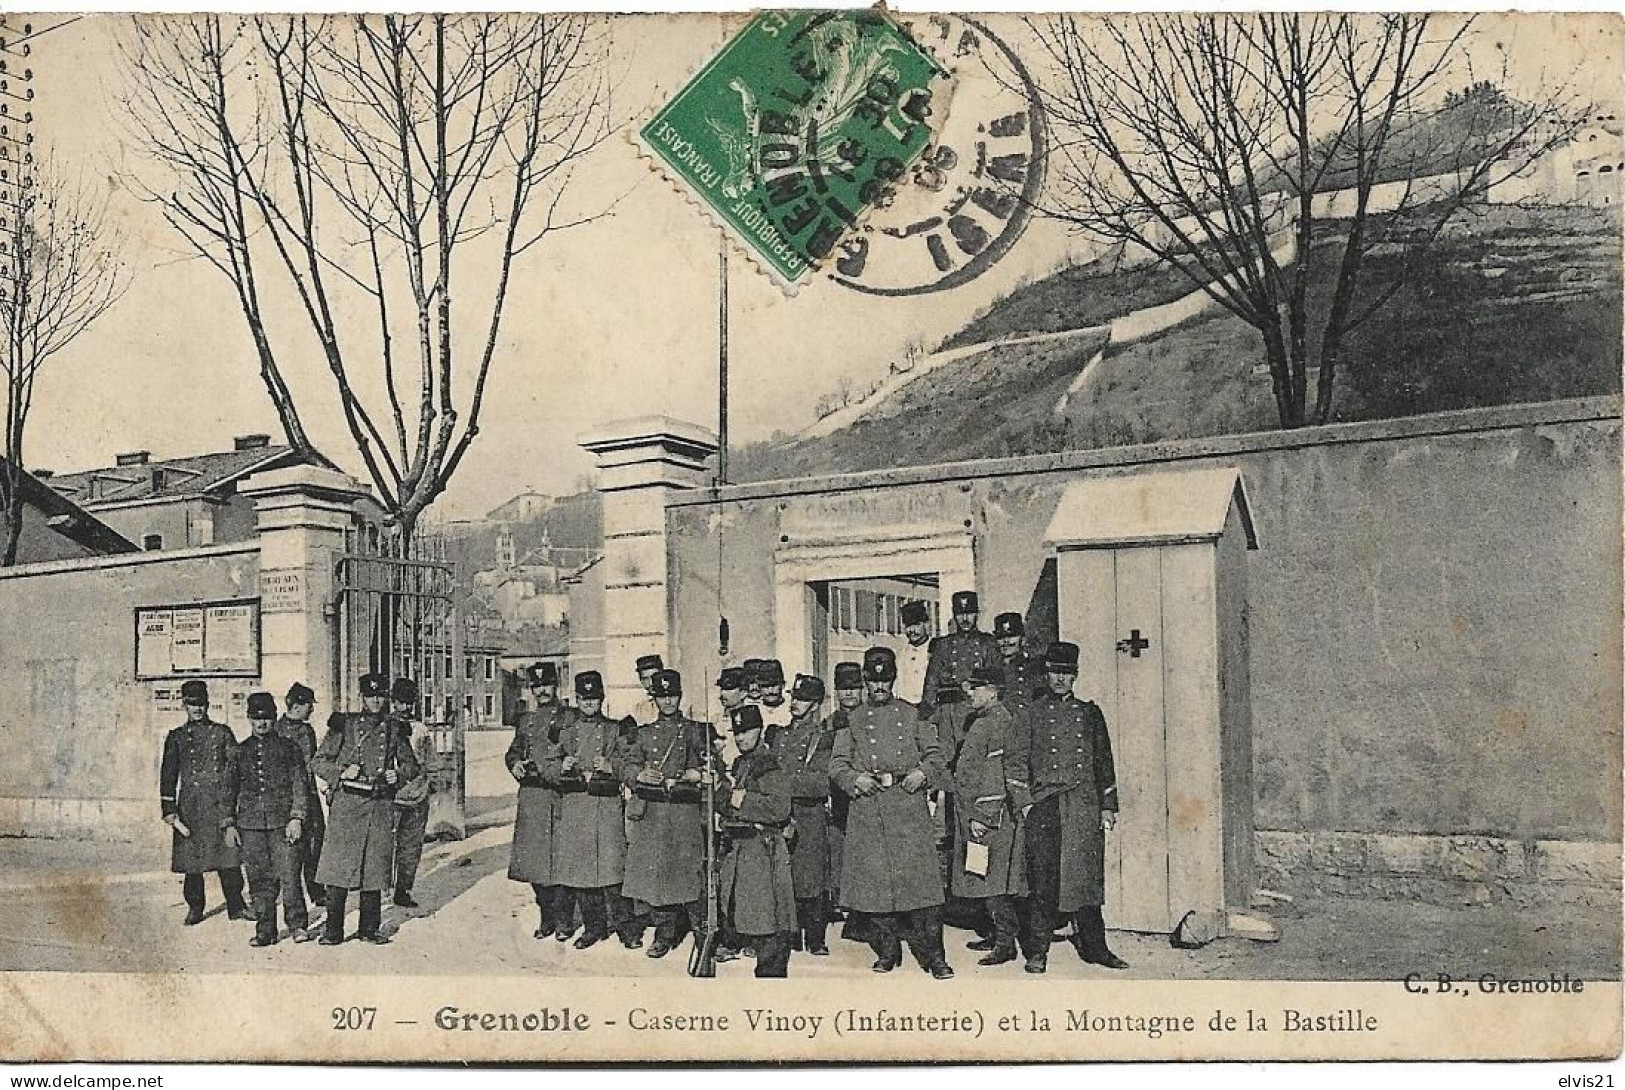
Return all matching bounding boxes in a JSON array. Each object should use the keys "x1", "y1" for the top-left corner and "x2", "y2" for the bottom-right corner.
[
  {"x1": 579, "y1": 417, "x2": 718, "y2": 716},
  {"x1": 239, "y1": 465, "x2": 369, "y2": 710}
]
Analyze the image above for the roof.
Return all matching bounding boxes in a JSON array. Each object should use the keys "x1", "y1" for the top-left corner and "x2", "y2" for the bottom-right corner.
[
  {"x1": 1, "y1": 459, "x2": 138, "y2": 554},
  {"x1": 1044, "y1": 468, "x2": 1258, "y2": 551},
  {"x1": 48, "y1": 446, "x2": 307, "y2": 508}
]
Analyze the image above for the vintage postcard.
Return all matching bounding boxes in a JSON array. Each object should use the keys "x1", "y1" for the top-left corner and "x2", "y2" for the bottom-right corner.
[{"x1": 0, "y1": 6, "x2": 1619, "y2": 1067}]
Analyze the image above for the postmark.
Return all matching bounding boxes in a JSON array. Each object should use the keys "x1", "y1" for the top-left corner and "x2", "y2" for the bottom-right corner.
[
  {"x1": 638, "y1": 9, "x2": 948, "y2": 291},
  {"x1": 830, "y1": 14, "x2": 1047, "y2": 296}
]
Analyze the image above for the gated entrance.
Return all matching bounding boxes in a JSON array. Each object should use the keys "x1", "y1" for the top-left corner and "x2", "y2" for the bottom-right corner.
[{"x1": 333, "y1": 525, "x2": 467, "y2": 838}]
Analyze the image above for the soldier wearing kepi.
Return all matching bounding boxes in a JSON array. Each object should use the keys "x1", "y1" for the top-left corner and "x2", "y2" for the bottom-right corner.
[
  {"x1": 311, "y1": 672, "x2": 419, "y2": 944},
  {"x1": 715, "y1": 704, "x2": 797, "y2": 977},
  {"x1": 630, "y1": 654, "x2": 664, "y2": 723},
  {"x1": 507, "y1": 662, "x2": 571, "y2": 941},
  {"x1": 765, "y1": 673, "x2": 837, "y2": 955},
  {"x1": 227, "y1": 692, "x2": 312, "y2": 946},
  {"x1": 553, "y1": 670, "x2": 638, "y2": 950},
  {"x1": 825, "y1": 661, "x2": 863, "y2": 940},
  {"x1": 620, "y1": 669, "x2": 709, "y2": 959},
  {"x1": 750, "y1": 659, "x2": 789, "y2": 726},
  {"x1": 276, "y1": 683, "x2": 326, "y2": 910},
  {"x1": 829, "y1": 647, "x2": 953, "y2": 980},
  {"x1": 921, "y1": 590, "x2": 1000, "y2": 754},
  {"x1": 950, "y1": 666, "x2": 1030, "y2": 967},
  {"x1": 992, "y1": 613, "x2": 1043, "y2": 710},
  {"x1": 390, "y1": 677, "x2": 434, "y2": 909},
  {"x1": 1009, "y1": 641, "x2": 1127, "y2": 974},
  {"x1": 160, "y1": 679, "x2": 250, "y2": 925}
]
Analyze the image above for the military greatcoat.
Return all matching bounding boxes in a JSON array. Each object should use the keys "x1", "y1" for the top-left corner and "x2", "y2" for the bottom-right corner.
[
  {"x1": 506, "y1": 702, "x2": 571, "y2": 886},
  {"x1": 828, "y1": 697, "x2": 946, "y2": 914},
  {"x1": 949, "y1": 701, "x2": 1027, "y2": 899},
  {"x1": 275, "y1": 715, "x2": 325, "y2": 864},
  {"x1": 1007, "y1": 691, "x2": 1117, "y2": 910},
  {"x1": 716, "y1": 745, "x2": 797, "y2": 936},
  {"x1": 921, "y1": 628, "x2": 999, "y2": 753},
  {"x1": 765, "y1": 711, "x2": 837, "y2": 900},
  {"x1": 160, "y1": 718, "x2": 242, "y2": 874},
  {"x1": 553, "y1": 709, "x2": 629, "y2": 890},
  {"x1": 310, "y1": 711, "x2": 419, "y2": 891},
  {"x1": 619, "y1": 714, "x2": 708, "y2": 908}
]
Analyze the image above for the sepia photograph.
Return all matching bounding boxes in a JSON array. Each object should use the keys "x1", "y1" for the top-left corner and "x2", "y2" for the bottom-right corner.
[{"x1": 0, "y1": 5, "x2": 1618, "y2": 1066}]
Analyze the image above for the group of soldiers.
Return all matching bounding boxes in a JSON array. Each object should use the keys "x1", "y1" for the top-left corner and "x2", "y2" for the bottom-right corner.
[
  {"x1": 158, "y1": 673, "x2": 437, "y2": 946},
  {"x1": 157, "y1": 591, "x2": 1124, "y2": 976},
  {"x1": 508, "y1": 590, "x2": 1126, "y2": 978}
]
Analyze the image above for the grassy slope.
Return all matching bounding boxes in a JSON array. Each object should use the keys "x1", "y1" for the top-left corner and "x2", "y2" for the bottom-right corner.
[{"x1": 734, "y1": 204, "x2": 1620, "y2": 482}]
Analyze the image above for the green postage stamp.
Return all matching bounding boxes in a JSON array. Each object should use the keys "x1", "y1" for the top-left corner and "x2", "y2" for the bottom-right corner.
[{"x1": 639, "y1": 9, "x2": 948, "y2": 289}]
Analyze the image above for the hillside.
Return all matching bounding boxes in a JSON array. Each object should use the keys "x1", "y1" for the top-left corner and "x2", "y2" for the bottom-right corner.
[{"x1": 735, "y1": 203, "x2": 1621, "y2": 481}]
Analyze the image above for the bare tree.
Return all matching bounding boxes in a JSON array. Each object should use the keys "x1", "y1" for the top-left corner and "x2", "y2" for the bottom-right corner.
[
  {"x1": 0, "y1": 155, "x2": 130, "y2": 565},
  {"x1": 120, "y1": 14, "x2": 613, "y2": 540},
  {"x1": 1027, "y1": 14, "x2": 1576, "y2": 427}
]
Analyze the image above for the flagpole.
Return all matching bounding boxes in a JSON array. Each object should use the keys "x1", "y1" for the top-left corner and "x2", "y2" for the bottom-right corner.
[{"x1": 717, "y1": 238, "x2": 729, "y2": 486}]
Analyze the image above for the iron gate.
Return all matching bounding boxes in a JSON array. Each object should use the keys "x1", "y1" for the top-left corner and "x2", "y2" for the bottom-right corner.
[{"x1": 333, "y1": 526, "x2": 466, "y2": 839}]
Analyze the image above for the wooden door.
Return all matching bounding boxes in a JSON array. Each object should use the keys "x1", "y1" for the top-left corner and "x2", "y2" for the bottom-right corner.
[{"x1": 1057, "y1": 547, "x2": 1171, "y2": 932}]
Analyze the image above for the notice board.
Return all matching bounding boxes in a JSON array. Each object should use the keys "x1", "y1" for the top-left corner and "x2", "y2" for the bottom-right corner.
[{"x1": 135, "y1": 598, "x2": 261, "y2": 679}]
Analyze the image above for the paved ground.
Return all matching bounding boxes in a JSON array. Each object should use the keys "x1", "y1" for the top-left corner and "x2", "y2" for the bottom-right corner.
[{"x1": 1, "y1": 809, "x2": 1617, "y2": 981}]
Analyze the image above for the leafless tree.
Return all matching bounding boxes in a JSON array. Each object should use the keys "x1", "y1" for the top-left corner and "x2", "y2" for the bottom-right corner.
[
  {"x1": 0, "y1": 155, "x2": 130, "y2": 565},
  {"x1": 120, "y1": 14, "x2": 613, "y2": 540},
  {"x1": 1027, "y1": 14, "x2": 1577, "y2": 426}
]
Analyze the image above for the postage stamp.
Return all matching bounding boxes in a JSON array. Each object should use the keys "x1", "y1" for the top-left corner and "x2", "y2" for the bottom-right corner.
[{"x1": 639, "y1": 9, "x2": 948, "y2": 290}]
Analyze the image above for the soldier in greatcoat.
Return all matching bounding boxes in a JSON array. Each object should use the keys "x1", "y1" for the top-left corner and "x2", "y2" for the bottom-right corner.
[
  {"x1": 553, "y1": 671, "x2": 639, "y2": 950},
  {"x1": 992, "y1": 613, "x2": 1043, "y2": 709},
  {"x1": 765, "y1": 673, "x2": 837, "y2": 955},
  {"x1": 311, "y1": 672, "x2": 419, "y2": 945},
  {"x1": 920, "y1": 590, "x2": 1000, "y2": 754},
  {"x1": 950, "y1": 666, "x2": 1030, "y2": 967},
  {"x1": 226, "y1": 692, "x2": 312, "y2": 946},
  {"x1": 160, "y1": 679, "x2": 249, "y2": 925},
  {"x1": 389, "y1": 677, "x2": 434, "y2": 908},
  {"x1": 715, "y1": 704, "x2": 797, "y2": 977},
  {"x1": 506, "y1": 661, "x2": 572, "y2": 940},
  {"x1": 829, "y1": 646, "x2": 953, "y2": 980},
  {"x1": 749, "y1": 659, "x2": 789, "y2": 722},
  {"x1": 1008, "y1": 641, "x2": 1127, "y2": 974},
  {"x1": 620, "y1": 669, "x2": 709, "y2": 959},
  {"x1": 275, "y1": 682, "x2": 326, "y2": 910},
  {"x1": 825, "y1": 661, "x2": 863, "y2": 940}
]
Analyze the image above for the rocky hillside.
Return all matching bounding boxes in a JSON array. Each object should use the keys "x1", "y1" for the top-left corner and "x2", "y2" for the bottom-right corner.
[{"x1": 734, "y1": 204, "x2": 1621, "y2": 482}]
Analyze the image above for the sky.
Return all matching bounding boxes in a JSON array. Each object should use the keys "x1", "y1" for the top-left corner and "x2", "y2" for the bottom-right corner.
[{"x1": 16, "y1": 10, "x2": 1622, "y2": 521}]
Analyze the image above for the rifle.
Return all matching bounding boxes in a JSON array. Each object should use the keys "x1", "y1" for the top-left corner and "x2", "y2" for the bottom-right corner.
[{"x1": 688, "y1": 720, "x2": 722, "y2": 977}]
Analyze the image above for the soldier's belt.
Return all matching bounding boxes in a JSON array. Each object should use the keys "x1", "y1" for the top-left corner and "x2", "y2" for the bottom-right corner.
[
  {"x1": 555, "y1": 775, "x2": 588, "y2": 795},
  {"x1": 339, "y1": 778, "x2": 394, "y2": 799},
  {"x1": 586, "y1": 778, "x2": 622, "y2": 798},
  {"x1": 935, "y1": 689, "x2": 967, "y2": 705},
  {"x1": 632, "y1": 782, "x2": 703, "y2": 804},
  {"x1": 869, "y1": 772, "x2": 898, "y2": 789}
]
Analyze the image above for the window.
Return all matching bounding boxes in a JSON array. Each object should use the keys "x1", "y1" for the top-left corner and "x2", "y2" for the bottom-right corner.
[
  {"x1": 465, "y1": 656, "x2": 475, "y2": 682},
  {"x1": 463, "y1": 694, "x2": 474, "y2": 715},
  {"x1": 443, "y1": 653, "x2": 453, "y2": 678},
  {"x1": 443, "y1": 695, "x2": 454, "y2": 721},
  {"x1": 142, "y1": 534, "x2": 163, "y2": 551},
  {"x1": 422, "y1": 695, "x2": 433, "y2": 720},
  {"x1": 484, "y1": 656, "x2": 495, "y2": 681},
  {"x1": 483, "y1": 693, "x2": 495, "y2": 717}
]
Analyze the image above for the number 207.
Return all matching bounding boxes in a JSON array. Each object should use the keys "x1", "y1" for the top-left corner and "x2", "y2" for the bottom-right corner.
[{"x1": 333, "y1": 1006, "x2": 377, "y2": 1031}]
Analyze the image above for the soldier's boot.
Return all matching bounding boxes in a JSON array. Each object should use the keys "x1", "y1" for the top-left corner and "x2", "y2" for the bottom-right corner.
[
  {"x1": 553, "y1": 888, "x2": 579, "y2": 943},
  {"x1": 181, "y1": 874, "x2": 206, "y2": 925},
  {"x1": 607, "y1": 886, "x2": 643, "y2": 949},
  {"x1": 220, "y1": 868, "x2": 252, "y2": 920},
  {"x1": 1018, "y1": 895, "x2": 1050, "y2": 974},
  {"x1": 250, "y1": 907, "x2": 279, "y2": 948},
  {"x1": 319, "y1": 887, "x2": 347, "y2": 945},
  {"x1": 868, "y1": 914, "x2": 902, "y2": 973},
  {"x1": 531, "y1": 883, "x2": 557, "y2": 939},
  {"x1": 753, "y1": 932, "x2": 793, "y2": 978},
  {"x1": 574, "y1": 889, "x2": 610, "y2": 949},
  {"x1": 804, "y1": 895, "x2": 830, "y2": 956},
  {"x1": 978, "y1": 896, "x2": 1020, "y2": 966},
  {"x1": 393, "y1": 886, "x2": 419, "y2": 909},
  {"x1": 647, "y1": 907, "x2": 679, "y2": 959},
  {"x1": 357, "y1": 891, "x2": 390, "y2": 944},
  {"x1": 1075, "y1": 906, "x2": 1128, "y2": 970}
]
